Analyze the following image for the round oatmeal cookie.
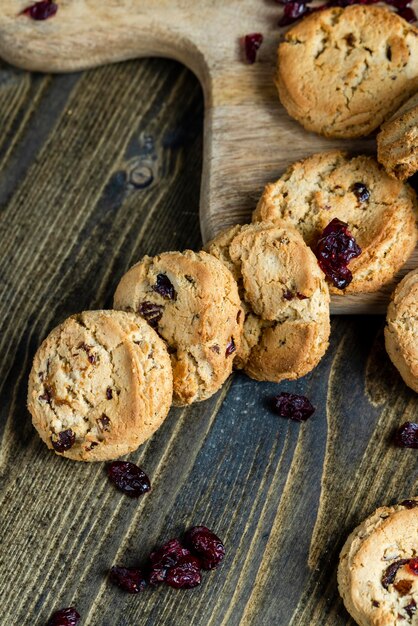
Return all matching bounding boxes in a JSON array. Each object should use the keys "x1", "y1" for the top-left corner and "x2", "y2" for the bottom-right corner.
[
  {"x1": 277, "y1": 6, "x2": 418, "y2": 138},
  {"x1": 205, "y1": 221, "x2": 330, "y2": 382},
  {"x1": 338, "y1": 498, "x2": 418, "y2": 626},
  {"x1": 28, "y1": 310, "x2": 173, "y2": 462},
  {"x1": 113, "y1": 250, "x2": 243, "y2": 406},
  {"x1": 253, "y1": 151, "x2": 418, "y2": 294},
  {"x1": 377, "y1": 92, "x2": 418, "y2": 181},
  {"x1": 385, "y1": 268, "x2": 418, "y2": 392}
]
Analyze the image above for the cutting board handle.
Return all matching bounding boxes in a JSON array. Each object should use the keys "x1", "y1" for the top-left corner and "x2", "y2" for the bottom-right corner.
[{"x1": 1, "y1": 1, "x2": 415, "y2": 313}]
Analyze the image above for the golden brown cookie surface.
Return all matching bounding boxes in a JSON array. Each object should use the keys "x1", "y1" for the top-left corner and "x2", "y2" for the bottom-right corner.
[
  {"x1": 385, "y1": 268, "x2": 418, "y2": 393},
  {"x1": 205, "y1": 221, "x2": 330, "y2": 382},
  {"x1": 254, "y1": 151, "x2": 418, "y2": 294},
  {"x1": 378, "y1": 93, "x2": 418, "y2": 181},
  {"x1": 28, "y1": 310, "x2": 173, "y2": 461},
  {"x1": 277, "y1": 6, "x2": 418, "y2": 138},
  {"x1": 338, "y1": 499, "x2": 418, "y2": 626},
  {"x1": 114, "y1": 250, "x2": 243, "y2": 406}
]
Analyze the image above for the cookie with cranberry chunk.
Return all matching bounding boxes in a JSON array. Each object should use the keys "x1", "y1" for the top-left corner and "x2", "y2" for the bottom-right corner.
[
  {"x1": 385, "y1": 268, "x2": 418, "y2": 393},
  {"x1": 277, "y1": 6, "x2": 418, "y2": 138},
  {"x1": 28, "y1": 310, "x2": 172, "y2": 462},
  {"x1": 253, "y1": 151, "x2": 418, "y2": 294},
  {"x1": 113, "y1": 250, "x2": 243, "y2": 406},
  {"x1": 205, "y1": 221, "x2": 330, "y2": 382},
  {"x1": 338, "y1": 498, "x2": 418, "y2": 626},
  {"x1": 378, "y1": 92, "x2": 418, "y2": 181}
]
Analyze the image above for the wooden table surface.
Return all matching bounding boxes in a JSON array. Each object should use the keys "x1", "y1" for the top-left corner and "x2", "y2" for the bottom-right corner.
[{"x1": 0, "y1": 57, "x2": 417, "y2": 626}]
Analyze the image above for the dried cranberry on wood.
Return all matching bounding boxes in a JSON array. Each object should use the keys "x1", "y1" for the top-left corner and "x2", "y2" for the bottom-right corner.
[
  {"x1": 109, "y1": 566, "x2": 146, "y2": 593},
  {"x1": 272, "y1": 392, "x2": 315, "y2": 422},
  {"x1": 279, "y1": 2, "x2": 311, "y2": 26},
  {"x1": 244, "y1": 33, "x2": 264, "y2": 64},
  {"x1": 47, "y1": 607, "x2": 80, "y2": 626},
  {"x1": 394, "y1": 422, "x2": 418, "y2": 448},
  {"x1": 185, "y1": 526, "x2": 225, "y2": 570},
  {"x1": 165, "y1": 555, "x2": 202, "y2": 589},
  {"x1": 149, "y1": 538, "x2": 191, "y2": 585},
  {"x1": 107, "y1": 461, "x2": 151, "y2": 497}
]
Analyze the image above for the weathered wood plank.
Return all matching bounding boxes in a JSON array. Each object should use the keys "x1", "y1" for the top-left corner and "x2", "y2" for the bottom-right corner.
[{"x1": 0, "y1": 58, "x2": 417, "y2": 626}]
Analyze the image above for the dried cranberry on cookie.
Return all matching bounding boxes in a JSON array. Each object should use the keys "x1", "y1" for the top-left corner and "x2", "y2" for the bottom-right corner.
[{"x1": 254, "y1": 151, "x2": 418, "y2": 294}]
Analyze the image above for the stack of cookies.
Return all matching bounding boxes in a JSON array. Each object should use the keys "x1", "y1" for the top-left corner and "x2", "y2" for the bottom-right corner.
[{"x1": 28, "y1": 5, "x2": 418, "y2": 468}]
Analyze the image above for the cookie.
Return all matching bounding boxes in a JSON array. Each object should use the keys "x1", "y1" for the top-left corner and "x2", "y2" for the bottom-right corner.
[
  {"x1": 113, "y1": 250, "x2": 243, "y2": 406},
  {"x1": 385, "y1": 268, "x2": 418, "y2": 392},
  {"x1": 338, "y1": 498, "x2": 418, "y2": 626},
  {"x1": 28, "y1": 310, "x2": 173, "y2": 462},
  {"x1": 377, "y1": 93, "x2": 418, "y2": 181},
  {"x1": 205, "y1": 221, "x2": 330, "y2": 382},
  {"x1": 277, "y1": 6, "x2": 418, "y2": 138},
  {"x1": 253, "y1": 151, "x2": 418, "y2": 294}
]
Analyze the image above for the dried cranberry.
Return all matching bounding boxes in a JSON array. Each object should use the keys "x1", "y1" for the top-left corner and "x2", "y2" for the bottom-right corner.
[
  {"x1": 22, "y1": 0, "x2": 58, "y2": 20},
  {"x1": 272, "y1": 392, "x2": 315, "y2": 422},
  {"x1": 315, "y1": 218, "x2": 361, "y2": 289},
  {"x1": 405, "y1": 600, "x2": 417, "y2": 618},
  {"x1": 397, "y1": 6, "x2": 417, "y2": 22},
  {"x1": 408, "y1": 558, "x2": 418, "y2": 575},
  {"x1": 106, "y1": 387, "x2": 113, "y2": 400},
  {"x1": 184, "y1": 526, "x2": 225, "y2": 570},
  {"x1": 244, "y1": 33, "x2": 263, "y2": 64},
  {"x1": 352, "y1": 182, "x2": 370, "y2": 203},
  {"x1": 138, "y1": 301, "x2": 164, "y2": 328},
  {"x1": 109, "y1": 566, "x2": 146, "y2": 593},
  {"x1": 283, "y1": 290, "x2": 308, "y2": 301},
  {"x1": 149, "y1": 538, "x2": 191, "y2": 585},
  {"x1": 382, "y1": 559, "x2": 410, "y2": 589},
  {"x1": 226, "y1": 338, "x2": 236, "y2": 357},
  {"x1": 400, "y1": 499, "x2": 418, "y2": 509},
  {"x1": 51, "y1": 429, "x2": 75, "y2": 453},
  {"x1": 211, "y1": 344, "x2": 221, "y2": 354},
  {"x1": 47, "y1": 607, "x2": 80, "y2": 626},
  {"x1": 97, "y1": 414, "x2": 111, "y2": 432},
  {"x1": 107, "y1": 461, "x2": 151, "y2": 497},
  {"x1": 152, "y1": 274, "x2": 176, "y2": 300},
  {"x1": 78, "y1": 343, "x2": 96, "y2": 364},
  {"x1": 39, "y1": 385, "x2": 52, "y2": 404},
  {"x1": 279, "y1": 2, "x2": 311, "y2": 25},
  {"x1": 165, "y1": 555, "x2": 202, "y2": 589},
  {"x1": 394, "y1": 422, "x2": 418, "y2": 448}
]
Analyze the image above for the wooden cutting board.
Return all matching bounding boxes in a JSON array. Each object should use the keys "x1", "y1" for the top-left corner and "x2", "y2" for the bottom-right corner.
[{"x1": 1, "y1": 0, "x2": 417, "y2": 314}]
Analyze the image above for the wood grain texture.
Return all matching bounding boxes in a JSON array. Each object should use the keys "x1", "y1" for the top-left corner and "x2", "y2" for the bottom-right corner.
[
  {"x1": 0, "y1": 58, "x2": 417, "y2": 626},
  {"x1": 1, "y1": 0, "x2": 418, "y2": 313}
]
